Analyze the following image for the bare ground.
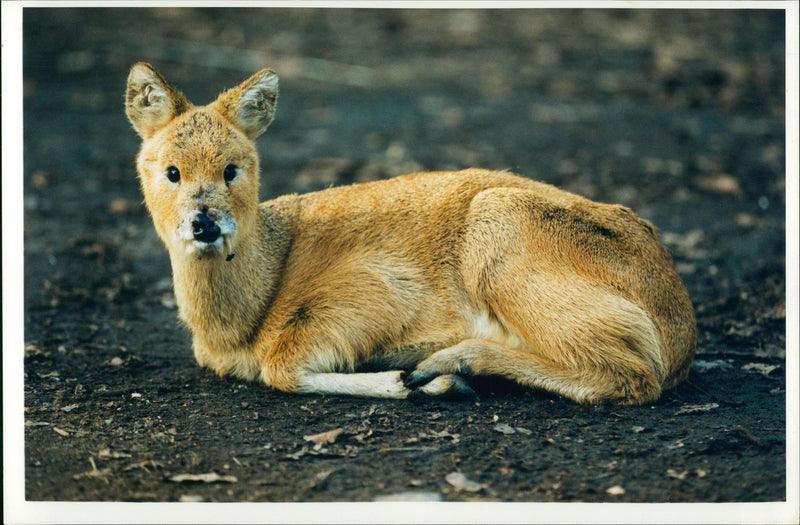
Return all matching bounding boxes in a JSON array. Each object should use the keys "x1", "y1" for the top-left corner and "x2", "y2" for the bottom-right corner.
[{"x1": 18, "y1": 6, "x2": 789, "y2": 511}]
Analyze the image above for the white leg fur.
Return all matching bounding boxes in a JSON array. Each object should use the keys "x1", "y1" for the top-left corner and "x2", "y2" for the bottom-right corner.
[{"x1": 294, "y1": 371, "x2": 410, "y2": 399}]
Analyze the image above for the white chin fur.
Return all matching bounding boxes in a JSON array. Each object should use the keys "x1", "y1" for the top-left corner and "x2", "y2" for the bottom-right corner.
[{"x1": 184, "y1": 235, "x2": 234, "y2": 257}]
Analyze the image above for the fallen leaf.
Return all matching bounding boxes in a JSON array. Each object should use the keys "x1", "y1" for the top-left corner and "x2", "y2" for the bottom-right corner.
[
  {"x1": 631, "y1": 426, "x2": 646, "y2": 433},
  {"x1": 445, "y1": 472, "x2": 485, "y2": 493},
  {"x1": 179, "y1": 494, "x2": 204, "y2": 502},
  {"x1": 694, "y1": 173, "x2": 741, "y2": 195},
  {"x1": 419, "y1": 430, "x2": 460, "y2": 443},
  {"x1": 667, "y1": 469, "x2": 689, "y2": 480},
  {"x1": 494, "y1": 423, "x2": 516, "y2": 435},
  {"x1": 308, "y1": 468, "x2": 337, "y2": 490},
  {"x1": 303, "y1": 428, "x2": 344, "y2": 451},
  {"x1": 169, "y1": 472, "x2": 238, "y2": 483},
  {"x1": 98, "y1": 448, "x2": 132, "y2": 459},
  {"x1": 73, "y1": 466, "x2": 112, "y2": 480},
  {"x1": 374, "y1": 491, "x2": 443, "y2": 502},
  {"x1": 493, "y1": 423, "x2": 532, "y2": 435},
  {"x1": 741, "y1": 363, "x2": 779, "y2": 376},
  {"x1": 53, "y1": 427, "x2": 70, "y2": 437},
  {"x1": 675, "y1": 403, "x2": 719, "y2": 415},
  {"x1": 693, "y1": 359, "x2": 734, "y2": 372},
  {"x1": 123, "y1": 460, "x2": 164, "y2": 473},
  {"x1": 109, "y1": 357, "x2": 124, "y2": 366},
  {"x1": 61, "y1": 404, "x2": 79, "y2": 412},
  {"x1": 606, "y1": 485, "x2": 626, "y2": 495},
  {"x1": 73, "y1": 457, "x2": 111, "y2": 481}
]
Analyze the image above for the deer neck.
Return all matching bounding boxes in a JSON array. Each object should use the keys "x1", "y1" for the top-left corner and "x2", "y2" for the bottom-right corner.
[{"x1": 168, "y1": 212, "x2": 290, "y2": 350}]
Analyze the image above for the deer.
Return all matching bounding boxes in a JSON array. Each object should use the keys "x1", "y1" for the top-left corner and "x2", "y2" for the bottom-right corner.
[{"x1": 125, "y1": 62, "x2": 696, "y2": 404}]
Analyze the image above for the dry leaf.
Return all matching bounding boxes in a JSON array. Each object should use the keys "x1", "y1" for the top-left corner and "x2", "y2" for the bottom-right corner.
[
  {"x1": 303, "y1": 428, "x2": 344, "y2": 451},
  {"x1": 606, "y1": 485, "x2": 626, "y2": 495},
  {"x1": 445, "y1": 472, "x2": 485, "y2": 493},
  {"x1": 169, "y1": 472, "x2": 238, "y2": 483},
  {"x1": 494, "y1": 423, "x2": 516, "y2": 435},
  {"x1": 675, "y1": 403, "x2": 719, "y2": 415},
  {"x1": 742, "y1": 363, "x2": 779, "y2": 376},
  {"x1": 420, "y1": 430, "x2": 460, "y2": 443},
  {"x1": 61, "y1": 404, "x2": 79, "y2": 412},
  {"x1": 694, "y1": 174, "x2": 741, "y2": 195},
  {"x1": 374, "y1": 491, "x2": 443, "y2": 502},
  {"x1": 53, "y1": 427, "x2": 70, "y2": 437},
  {"x1": 98, "y1": 448, "x2": 132, "y2": 459},
  {"x1": 667, "y1": 469, "x2": 689, "y2": 480}
]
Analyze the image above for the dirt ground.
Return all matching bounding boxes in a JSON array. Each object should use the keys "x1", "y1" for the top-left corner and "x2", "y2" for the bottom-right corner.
[{"x1": 15, "y1": 5, "x2": 792, "y2": 516}]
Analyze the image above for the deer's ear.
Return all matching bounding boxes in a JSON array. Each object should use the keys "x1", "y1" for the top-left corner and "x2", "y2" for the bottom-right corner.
[
  {"x1": 125, "y1": 62, "x2": 190, "y2": 139},
  {"x1": 213, "y1": 68, "x2": 279, "y2": 140}
]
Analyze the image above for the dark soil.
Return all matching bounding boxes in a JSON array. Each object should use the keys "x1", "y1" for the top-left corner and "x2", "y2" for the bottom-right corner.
[{"x1": 19, "y1": 6, "x2": 790, "y2": 511}]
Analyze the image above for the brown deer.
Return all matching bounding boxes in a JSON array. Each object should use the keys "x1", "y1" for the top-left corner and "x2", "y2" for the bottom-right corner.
[{"x1": 126, "y1": 62, "x2": 696, "y2": 404}]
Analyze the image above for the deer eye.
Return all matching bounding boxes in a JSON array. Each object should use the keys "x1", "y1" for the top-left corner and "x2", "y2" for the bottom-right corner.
[
  {"x1": 166, "y1": 166, "x2": 181, "y2": 183},
  {"x1": 223, "y1": 164, "x2": 239, "y2": 183}
]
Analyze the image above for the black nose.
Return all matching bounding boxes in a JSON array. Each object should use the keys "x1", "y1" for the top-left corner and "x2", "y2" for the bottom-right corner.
[{"x1": 192, "y1": 212, "x2": 221, "y2": 243}]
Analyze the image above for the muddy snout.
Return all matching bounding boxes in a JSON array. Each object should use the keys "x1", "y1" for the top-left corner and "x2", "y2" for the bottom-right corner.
[{"x1": 192, "y1": 211, "x2": 221, "y2": 243}]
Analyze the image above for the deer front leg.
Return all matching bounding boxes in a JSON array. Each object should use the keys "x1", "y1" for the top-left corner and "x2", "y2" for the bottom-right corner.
[{"x1": 260, "y1": 341, "x2": 476, "y2": 400}]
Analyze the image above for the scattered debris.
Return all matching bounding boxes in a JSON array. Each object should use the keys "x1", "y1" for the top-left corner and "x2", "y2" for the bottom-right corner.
[
  {"x1": 307, "y1": 468, "x2": 337, "y2": 490},
  {"x1": 445, "y1": 472, "x2": 485, "y2": 493},
  {"x1": 109, "y1": 356, "x2": 124, "y2": 366},
  {"x1": 606, "y1": 485, "x2": 626, "y2": 496},
  {"x1": 123, "y1": 460, "x2": 164, "y2": 473},
  {"x1": 72, "y1": 458, "x2": 112, "y2": 482},
  {"x1": 179, "y1": 494, "x2": 204, "y2": 502},
  {"x1": 169, "y1": 472, "x2": 238, "y2": 483},
  {"x1": 693, "y1": 359, "x2": 734, "y2": 372},
  {"x1": 303, "y1": 428, "x2": 344, "y2": 451},
  {"x1": 675, "y1": 403, "x2": 719, "y2": 415},
  {"x1": 53, "y1": 427, "x2": 70, "y2": 437},
  {"x1": 494, "y1": 423, "x2": 532, "y2": 435},
  {"x1": 631, "y1": 426, "x2": 646, "y2": 434},
  {"x1": 741, "y1": 363, "x2": 779, "y2": 376},
  {"x1": 61, "y1": 404, "x2": 79, "y2": 412},
  {"x1": 694, "y1": 173, "x2": 741, "y2": 195},
  {"x1": 374, "y1": 491, "x2": 443, "y2": 502},
  {"x1": 378, "y1": 446, "x2": 439, "y2": 453},
  {"x1": 130, "y1": 393, "x2": 142, "y2": 399},
  {"x1": 98, "y1": 448, "x2": 132, "y2": 459},
  {"x1": 419, "y1": 429, "x2": 461, "y2": 443},
  {"x1": 667, "y1": 469, "x2": 689, "y2": 480}
]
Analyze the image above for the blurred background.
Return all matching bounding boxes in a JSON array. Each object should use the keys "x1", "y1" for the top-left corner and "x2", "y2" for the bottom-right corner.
[{"x1": 23, "y1": 7, "x2": 786, "y2": 320}]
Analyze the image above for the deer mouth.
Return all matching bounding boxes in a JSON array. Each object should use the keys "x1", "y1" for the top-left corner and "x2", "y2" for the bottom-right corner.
[{"x1": 177, "y1": 211, "x2": 237, "y2": 257}]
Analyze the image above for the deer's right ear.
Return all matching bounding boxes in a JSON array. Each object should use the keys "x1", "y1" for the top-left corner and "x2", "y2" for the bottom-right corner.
[{"x1": 125, "y1": 63, "x2": 189, "y2": 139}]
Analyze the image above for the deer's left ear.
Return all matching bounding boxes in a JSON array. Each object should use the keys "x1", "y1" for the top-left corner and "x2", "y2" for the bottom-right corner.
[{"x1": 214, "y1": 68, "x2": 279, "y2": 140}]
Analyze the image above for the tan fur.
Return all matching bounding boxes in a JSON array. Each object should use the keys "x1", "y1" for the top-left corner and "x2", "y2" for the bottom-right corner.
[{"x1": 126, "y1": 63, "x2": 696, "y2": 404}]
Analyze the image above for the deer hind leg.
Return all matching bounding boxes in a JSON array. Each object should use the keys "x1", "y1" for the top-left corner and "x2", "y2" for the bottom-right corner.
[
  {"x1": 405, "y1": 336, "x2": 662, "y2": 405},
  {"x1": 406, "y1": 278, "x2": 667, "y2": 404},
  {"x1": 425, "y1": 187, "x2": 669, "y2": 404}
]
